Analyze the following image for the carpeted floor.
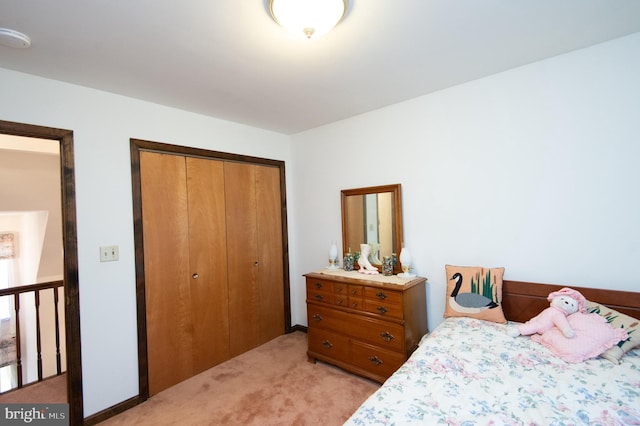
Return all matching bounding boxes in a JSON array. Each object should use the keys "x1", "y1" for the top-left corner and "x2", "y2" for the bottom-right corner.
[
  {"x1": 0, "y1": 373, "x2": 67, "y2": 403},
  {"x1": 98, "y1": 331, "x2": 380, "y2": 425}
]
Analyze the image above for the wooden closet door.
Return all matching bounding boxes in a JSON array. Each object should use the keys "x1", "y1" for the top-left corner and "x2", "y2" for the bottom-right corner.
[
  {"x1": 225, "y1": 162, "x2": 285, "y2": 357},
  {"x1": 141, "y1": 153, "x2": 230, "y2": 395},
  {"x1": 140, "y1": 151, "x2": 193, "y2": 395},
  {"x1": 225, "y1": 162, "x2": 260, "y2": 357},
  {"x1": 186, "y1": 157, "x2": 230, "y2": 374},
  {"x1": 255, "y1": 165, "x2": 285, "y2": 342}
]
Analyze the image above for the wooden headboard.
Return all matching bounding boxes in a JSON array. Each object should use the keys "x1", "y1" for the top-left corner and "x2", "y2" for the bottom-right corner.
[{"x1": 502, "y1": 280, "x2": 640, "y2": 323}]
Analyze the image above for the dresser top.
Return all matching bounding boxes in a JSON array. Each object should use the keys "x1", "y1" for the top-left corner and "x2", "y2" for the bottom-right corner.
[{"x1": 305, "y1": 270, "x2": 427, "y2": 290}]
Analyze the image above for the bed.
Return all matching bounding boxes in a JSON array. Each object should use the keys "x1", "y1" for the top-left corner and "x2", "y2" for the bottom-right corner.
[{"x1": 345, "y1": 279, "x2": 640, "y2": 425}]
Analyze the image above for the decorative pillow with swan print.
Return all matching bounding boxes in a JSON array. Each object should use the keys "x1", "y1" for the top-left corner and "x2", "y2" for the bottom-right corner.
[
  {"x1": 444, "y1": 265, "x2": 507, "y2": 324},
  {"x1": 586, "y1": 301, "x2": 640, "y2": 364}
]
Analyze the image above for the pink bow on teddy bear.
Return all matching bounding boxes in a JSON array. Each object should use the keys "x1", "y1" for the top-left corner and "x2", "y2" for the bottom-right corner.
[{"x1": 507, "y1": 287, "x2": 587, "y2": 338}]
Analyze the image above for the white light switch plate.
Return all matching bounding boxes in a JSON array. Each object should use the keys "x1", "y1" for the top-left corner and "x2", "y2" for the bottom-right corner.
[{"x1": 100, "y1": 245, "x2": 119, "y2": 262}]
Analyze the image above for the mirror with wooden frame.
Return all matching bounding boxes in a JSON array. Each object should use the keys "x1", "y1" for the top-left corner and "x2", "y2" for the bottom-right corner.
[{"x1": 341, "y1": 184, "x2": 403, "y2": 274}]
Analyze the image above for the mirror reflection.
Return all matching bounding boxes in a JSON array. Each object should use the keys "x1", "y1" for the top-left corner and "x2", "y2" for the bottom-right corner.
[{"x1": 341, "y1": 184, "x2": 403, "y2": 273}]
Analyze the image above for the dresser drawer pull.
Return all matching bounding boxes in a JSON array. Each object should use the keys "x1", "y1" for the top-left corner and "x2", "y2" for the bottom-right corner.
[
  {"x1": 368, "y1": 356, "x2": 383, "y2": 366},
  {"x1": 315, "y1": 294, "x2": 324, "y2": 301},
  {"x1": 351, "y1": 289, "x2": 358, "y2": 295},
  {"x1": 376, "y1": 291, "x2": 387, "y2": 300},
  {"x1": 376, "y1": 306, "x2": 388, "y2": 314},
  {"x1": 336, "y1": 298, "x2": 345, "y2": 305},
  {"x1": 380, "y1": 331, "x2": 395, "y2": 342},
  {"x1": 322, "y1": 340, "x2": 333, "y2": 349},
  {"x1": 312, "y1": 314, "x2": 323, "y2": 322}
]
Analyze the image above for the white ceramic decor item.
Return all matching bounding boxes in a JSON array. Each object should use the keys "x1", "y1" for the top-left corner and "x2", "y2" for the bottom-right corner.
[
  {"x1": 369, "y1": 243, "x2": 381, "y2": 265},
  {"x1": 398, "y1": 247, "x2": 415, "y2": 278},
  {"x1": 327, "y1": 240, "x2": 339, "y2": 269},
  {"x1": 357, "y1": 243, "x2": 379, "y2": 274}
]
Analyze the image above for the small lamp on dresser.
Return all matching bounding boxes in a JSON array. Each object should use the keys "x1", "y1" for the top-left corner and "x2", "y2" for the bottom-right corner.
[
  {"x1": 328, "y1": 240, "x2": 339, "y2": 269},
  {"x1": 398, "y1": 247, "x2": 415, "y2": 278}
]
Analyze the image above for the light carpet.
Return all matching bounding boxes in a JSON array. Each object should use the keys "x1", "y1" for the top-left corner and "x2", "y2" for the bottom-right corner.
[
  {"x1": 0, "y1": 373, "x2": 66, "y2": 403},
  {"x1": 98, "y1": 331, "x2": 380, "y2": 426}
]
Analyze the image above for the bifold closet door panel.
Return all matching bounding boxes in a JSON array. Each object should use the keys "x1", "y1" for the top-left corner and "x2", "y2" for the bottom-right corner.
[
  {"x1": 224, "y1": 161, "x2": 260, "y2": 357},
  {"x1": 255, "y1": 165, "x2": 285, "y2": 342},
  {"x1": 140, "y1": 151, "x2": 193, "y2": 395},
  {"x1": 225, "y1": 162, "x2": 285, "y2": 357},
  {"x1": 185, "y1": 157, "x2": 230, "y2": 373}
]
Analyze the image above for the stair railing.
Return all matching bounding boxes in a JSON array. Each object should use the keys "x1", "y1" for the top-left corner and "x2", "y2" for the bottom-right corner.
[{"x1": 0, "y1": 280, "x2": 64, "y2": 390}]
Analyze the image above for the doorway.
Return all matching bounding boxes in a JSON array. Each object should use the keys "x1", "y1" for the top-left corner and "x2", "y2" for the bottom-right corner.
[{"x1": 0, "y1": 120, "x2": 83, "y2": 424}]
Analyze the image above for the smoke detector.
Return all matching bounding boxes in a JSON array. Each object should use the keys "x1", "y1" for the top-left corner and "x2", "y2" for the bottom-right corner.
[{"x1": 0, "y1": 28, "x2": 31, "y2": 49}]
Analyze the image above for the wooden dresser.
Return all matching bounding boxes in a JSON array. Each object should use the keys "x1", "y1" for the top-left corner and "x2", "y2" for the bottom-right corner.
[{"x1": 305, "y1": 271, "x2": 427, "y2": 383}]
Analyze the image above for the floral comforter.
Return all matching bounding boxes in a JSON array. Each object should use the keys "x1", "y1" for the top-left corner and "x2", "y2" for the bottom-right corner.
[{"x1": 345, "y1": 317, "x2": 640, "y2": 425}]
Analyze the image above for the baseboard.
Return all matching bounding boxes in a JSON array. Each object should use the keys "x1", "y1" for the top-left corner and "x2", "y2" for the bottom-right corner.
[
  {"x1": 290, "y1": 324, "x2": 307, "y2": 333},
  {"x1": 83, "y1": 395, "x2": 143, "y2": 426}
]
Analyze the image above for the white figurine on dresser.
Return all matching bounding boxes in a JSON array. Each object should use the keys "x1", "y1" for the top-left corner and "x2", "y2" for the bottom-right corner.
[{"x1": 357, "y1": 243, "x2": 379, "y2": 274}]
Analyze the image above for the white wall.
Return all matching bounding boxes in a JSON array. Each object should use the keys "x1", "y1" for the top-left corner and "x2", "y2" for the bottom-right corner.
[
  {"x1": 290, "y1": 33, "x2": 640, "y2": 332},
  {"x1": 0, "y1": 70, "x2": 292, "y2": 416}
]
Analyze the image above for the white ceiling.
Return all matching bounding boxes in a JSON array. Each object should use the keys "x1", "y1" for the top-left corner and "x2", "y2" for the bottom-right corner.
[{"x1": 1, "y1": 1, "x2": 639, "y2": 135}]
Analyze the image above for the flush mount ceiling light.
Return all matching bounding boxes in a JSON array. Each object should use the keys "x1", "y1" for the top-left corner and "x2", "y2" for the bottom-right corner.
[
  {"x1": 0, "y1": 28, "x2": 31, "y2": 49},
  {"x1": 269, "y1": 0, "x2": 348, "y2": 39}
]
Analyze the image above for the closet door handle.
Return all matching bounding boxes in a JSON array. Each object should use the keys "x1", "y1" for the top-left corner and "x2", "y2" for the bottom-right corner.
[{"x1": 192, "y1": 273, "x2": 199, "y2": 279}]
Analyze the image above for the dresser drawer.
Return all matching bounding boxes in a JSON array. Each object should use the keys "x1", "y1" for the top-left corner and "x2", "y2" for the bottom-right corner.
[
  {"x1": 334, "y1": 293, "x2": 348, "y2": 307},
  {"x1": 348, "y1": 285, "x2": 363, "y2": 297},
  {"x1": 348, "y1": 295, "x2": 363, "y2": 309},
  {"x1": 308, "y1": 304, "x2": 404, "y2": 351},
  {"x1": 307, "y1": 278, "x2": 334, "y2": 292},
  {"x1": 364, "y1": 287, "x2": 402, "y2": 305},
  {"x1": 351, "y1": 341, "x2": 405, "y2": 378},
  {"x1": 306, "y1": 280, "x2": 334, "y2": 305},
  {"x1": 308, "y1": 328, "x2": 349, "y2": 361},
  {"x1": 334, "y1": 282, "x2": 348, "y2": 295},
  {"x1": 308, "y1": 291, "x2": 334, "y2": 304},
  {"x1": 307, "y1": 303, "x2": 348, "y2": 334},
  {"x1": 362, "y1": 300, "x2": 403, "y2": 319}
]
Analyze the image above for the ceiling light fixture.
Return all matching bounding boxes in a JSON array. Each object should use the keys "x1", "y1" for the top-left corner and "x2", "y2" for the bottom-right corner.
[
  {"x1": 0, "y1": 28, "x2": 31, "y2": 49},
  {"x1": 269, "y1": 0, "x2": 348, "y2": 39}
]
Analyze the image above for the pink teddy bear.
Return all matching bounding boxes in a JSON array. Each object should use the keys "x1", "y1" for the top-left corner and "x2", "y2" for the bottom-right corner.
[{"x1": 507, "y1": 287, "x2": 587, "y2": 338}]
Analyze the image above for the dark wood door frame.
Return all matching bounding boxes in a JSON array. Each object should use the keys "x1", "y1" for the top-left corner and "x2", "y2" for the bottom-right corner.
[
  {"x1": 130, "y1": 138, "x2": 292, "y2": 401},
  {"x1": 0, "y1": 120, "x2": 83, "y2": 425}
]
